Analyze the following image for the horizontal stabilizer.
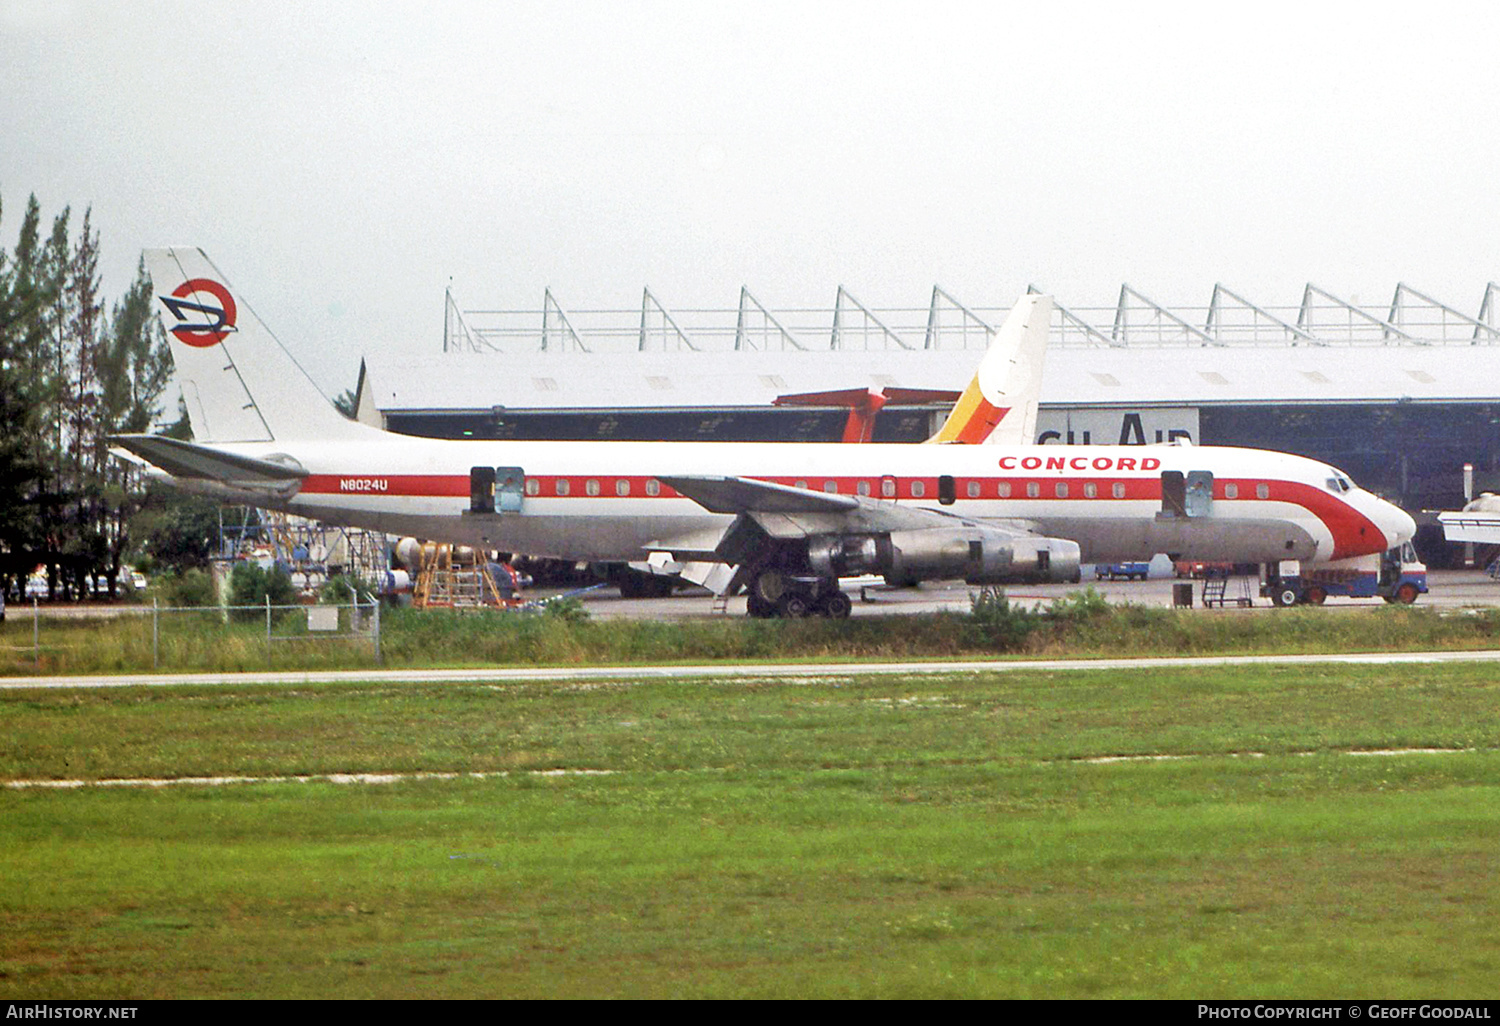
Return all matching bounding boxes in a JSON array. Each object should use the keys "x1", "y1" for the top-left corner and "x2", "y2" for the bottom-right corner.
[
  {"x1": 1436, "y1": 511, "x2": 1500, "y2": 544},
  {"x1": 108, "y1": 434, "x2": 307, "y2": 485},
  {"x1": 658, "y1": 475, "x2": 858, "y2": 515}
]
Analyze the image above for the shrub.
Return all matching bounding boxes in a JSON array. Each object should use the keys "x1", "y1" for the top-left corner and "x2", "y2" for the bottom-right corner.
[
  {"x1": 966, "y1": 586, "x2": 1040, "y2": 652},
  {"x1": 321, "y1": 574, "x2": 374, "y2": 605},
  {"x1": 228, "y1": 563, "x2": 298, "y2": 621},
  {"x1": 1045, "y1": 586, "x2": 1112, "y2": 623},
  {"x1": 539, "y1": 596, "x2": 590, "y2": 624},
  {"x1": 159, "y1": 568, "x2": 217, "y2": 608}
]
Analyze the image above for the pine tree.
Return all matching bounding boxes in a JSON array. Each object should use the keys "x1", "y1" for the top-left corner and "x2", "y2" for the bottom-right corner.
[
  {"x1": 0, "y1": 195, "x2": 64, "y2": 599},
  {"x1": 97, "y1": 257, "x2": 173, "y2": 593}
]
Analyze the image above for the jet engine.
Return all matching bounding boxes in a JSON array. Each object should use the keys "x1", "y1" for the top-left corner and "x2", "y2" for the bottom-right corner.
[{"x1": 807, "y1": 527, "x2": 1081, "y2": 585}]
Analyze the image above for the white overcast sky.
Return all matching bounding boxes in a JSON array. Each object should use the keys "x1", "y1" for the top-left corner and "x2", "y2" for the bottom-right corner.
[{"x1": 2, "y1": 0, "x2": 1498, "y2": 394}]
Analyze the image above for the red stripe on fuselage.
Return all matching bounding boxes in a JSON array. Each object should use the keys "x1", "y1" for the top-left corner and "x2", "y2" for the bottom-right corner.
[
  {"x1": 298, "y1": 472, "x2": 1386, "y2": 559},
  {"x1": 302, "y1": 475, "x2": 470, "y2": 497}
]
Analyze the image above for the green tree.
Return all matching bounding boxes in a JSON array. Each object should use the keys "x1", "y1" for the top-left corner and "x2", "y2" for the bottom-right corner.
[
  {"x1": 228, "y1": 562, "x2": 297, "y2": 621},
  {"x1": 94, "y1": 257, "x2": 173, "y2": 594},
  {"x1": 132, "y1": 483, "x2": 221, "y2": 571},
  {"x1": 0, "y1": 194, "x2": 65, "y2": 599}
]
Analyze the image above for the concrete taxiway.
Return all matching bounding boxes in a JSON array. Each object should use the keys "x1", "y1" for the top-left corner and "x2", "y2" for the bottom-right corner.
[{"x1": 575, "y1": 568, "x2": 1500, "y2": 620}]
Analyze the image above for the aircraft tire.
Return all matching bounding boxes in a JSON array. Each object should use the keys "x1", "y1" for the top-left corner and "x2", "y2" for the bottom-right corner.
[
  {"x1": 754, "y1": 570, "x2": 786, "y2": 603},
  {"x1": 820, "y1": 592, "x2": 852, "y2": 619},
  {"x1": 780, "y1": 594, "x2": 812, "y2": 618},
  {"x1": 746, "y1": 591, "x2": 776, "y2": 618}
]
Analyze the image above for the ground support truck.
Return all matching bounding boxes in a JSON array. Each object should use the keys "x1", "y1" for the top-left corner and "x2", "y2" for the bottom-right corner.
[{"x1": 1261, "y1": 544, "x2": 1427, "y2": 606}]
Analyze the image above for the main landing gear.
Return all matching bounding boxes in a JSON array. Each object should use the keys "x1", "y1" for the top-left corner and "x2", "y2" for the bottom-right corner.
[{"x1": 745, "y1": 568, "x2": 852, "y2": 619}]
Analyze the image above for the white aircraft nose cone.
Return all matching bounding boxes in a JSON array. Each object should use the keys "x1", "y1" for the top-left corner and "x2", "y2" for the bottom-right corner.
[{"x1": 1384, "y1": 504, "x2": 1417, "y2": 548}]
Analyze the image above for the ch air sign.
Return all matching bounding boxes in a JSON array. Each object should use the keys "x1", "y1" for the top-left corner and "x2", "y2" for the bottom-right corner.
[{"x1": 1035, "y1": 408, "x2": 1200, "y2": 446}]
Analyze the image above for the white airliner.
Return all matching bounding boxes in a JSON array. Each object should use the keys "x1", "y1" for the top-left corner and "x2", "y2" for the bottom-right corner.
[{"x1": 111, "y1": 248, "x2": 1416, "y2": 617}]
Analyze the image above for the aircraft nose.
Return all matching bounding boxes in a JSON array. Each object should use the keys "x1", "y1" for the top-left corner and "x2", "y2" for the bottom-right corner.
[{"x1": 1380, "y1": 501, "x2": 1417, "y2": 549}]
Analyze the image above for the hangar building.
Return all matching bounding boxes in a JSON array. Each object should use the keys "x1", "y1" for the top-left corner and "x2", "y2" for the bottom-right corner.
[{"x1": 357, "y1": 282, "x2": 1500, "y2": 561}]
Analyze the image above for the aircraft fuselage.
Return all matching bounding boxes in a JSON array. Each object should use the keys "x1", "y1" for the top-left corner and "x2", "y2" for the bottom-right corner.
[{"x1": 206, "y1": 431, "x2": 1413, "y2": 566}]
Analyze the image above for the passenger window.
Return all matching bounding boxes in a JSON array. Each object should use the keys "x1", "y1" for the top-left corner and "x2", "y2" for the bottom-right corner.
[
  {"x1": 525, "y1": 478, "x2": 540, "y2": 497},
  {"x1": 1055, "y1": 482, "x2": 1068, "y2": 498},
  {"x1": 911, "y1": 480, "x2": 926, "y2": 498},
  {"x1": 824, "y1": 480, "x2": 838, "y2": 493},
  {"x1": 881, "y1": 477, "x2": 897, "y2": 498},
  {"x1": 1112, "y1": 483, "x2": 1125, "y2": 498},
  {"x1": 556, "y1": 478, "x2": 570, "y2": 496},
  {"x1": 1225, "y1": 483, "x2": 1238, "y2": 499},
  {"x1": 1256, "y1": 483, "x2": 1269, "y2": 500},
  {"x1": 998, "y1": 482, "x2": 1012, "y2": 498},
  {"x1": 645, "y1": 479, "x2": 660, "y2": 496},
  {"x1": 1084, "y1": 482, "x2": 1097, "y2": 498},
  {"x1": 616, "y1": 479, "x2": 630, "y2": 497},
  {"x1": 1026, "y1": 482, "x2": 1039, "y2": 498},
  {"x1": 857, "y1": 480, "x2": 871, "y2": 496},
  {"x1": 586, "y1": 479, "x2": 600, "y2": 496},
  {"x1": 967, "y1": 480, "x2": 981, "y2": 498}
]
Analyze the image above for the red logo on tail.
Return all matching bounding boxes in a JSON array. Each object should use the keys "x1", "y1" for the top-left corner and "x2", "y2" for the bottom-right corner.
[{"x1": 160, "y1": 278, "x2": 237, "y2": 348}]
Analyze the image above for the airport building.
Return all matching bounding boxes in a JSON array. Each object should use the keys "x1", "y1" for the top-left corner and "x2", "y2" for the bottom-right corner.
[{"x1": 357, "y1": 282, "x2": 1500, "y2": 563}]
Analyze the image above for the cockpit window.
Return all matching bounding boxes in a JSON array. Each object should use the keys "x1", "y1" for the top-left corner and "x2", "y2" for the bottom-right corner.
[{"x1": 1325, "y1": 474, "x2": 1353, "y2": 494}]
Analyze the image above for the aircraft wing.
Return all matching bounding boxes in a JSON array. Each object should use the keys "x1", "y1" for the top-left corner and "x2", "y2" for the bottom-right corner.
[
  {"x1": 108, "y1": 434, "x2": 307, "y2": 487},
  {"x1": 658, "y1": 475, "x2": 858, "y2": 514},
  {"x1": 654, "y1": 474, "x2": 1073, "y2": 594},
  {"x1": 656, "y1": 473, "x2": 1046, "y2": 556}
]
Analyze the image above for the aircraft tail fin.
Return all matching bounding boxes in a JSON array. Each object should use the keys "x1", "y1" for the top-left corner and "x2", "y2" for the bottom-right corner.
[
  {"x1": 143, "y1": 248, "x2": 370, "y2": 444},
  {"x1": 926, "y1": 293, "x2": 1051, "y2": 445}
]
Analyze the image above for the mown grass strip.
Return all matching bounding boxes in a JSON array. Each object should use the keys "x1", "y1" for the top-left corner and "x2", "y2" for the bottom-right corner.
[
  {"x1": 4, "y1": 662, "x2": 1498, "y2": 998},
  {"x1": 3, "y1": 760, "x2": 1497, "y2": 998}
]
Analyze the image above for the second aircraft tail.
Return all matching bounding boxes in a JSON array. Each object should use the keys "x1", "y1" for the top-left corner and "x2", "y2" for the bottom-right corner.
[{"x1": 926, "y1": 293, "x2": 1051, "y2": 445}]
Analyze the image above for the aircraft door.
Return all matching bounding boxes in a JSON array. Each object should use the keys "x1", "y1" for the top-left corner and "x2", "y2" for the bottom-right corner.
[
  {"x1": 469, "y1": 467, "x2": 496, "y2": 514},
  {"x1": 1160, "y1": 471, "x2": 1186, "y2": 518},
  {"x1": 1184, "y1": 471, "x2": 1214, "y2": 517},
  {"x1": 1160, "y1": 470, "x2": 1214, "y2": 518},
  {"x1": 495, "y1": 467, "x2": 526, "y2": 513}
]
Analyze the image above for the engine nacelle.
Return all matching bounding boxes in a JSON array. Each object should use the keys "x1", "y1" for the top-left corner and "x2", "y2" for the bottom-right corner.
[{"x1": 807, "y1": 528, "x2": 1081, "y2": 584}]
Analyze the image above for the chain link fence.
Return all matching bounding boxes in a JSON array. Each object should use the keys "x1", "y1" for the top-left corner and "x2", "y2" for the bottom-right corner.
[{"x1": 0, "y1": 597, "x2": 381, "y2": 672}]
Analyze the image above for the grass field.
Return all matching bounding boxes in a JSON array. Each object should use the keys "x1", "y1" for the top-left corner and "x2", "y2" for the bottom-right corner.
[
  {"x1": 3, "y1": 662, "x2": 1498, "y2": 998},
  {"x1": 8, "y1": 597, "x2": 1500, "y2": 676}
]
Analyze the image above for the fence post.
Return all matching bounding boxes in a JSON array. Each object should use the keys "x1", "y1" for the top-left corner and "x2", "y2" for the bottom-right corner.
[
  {"x1": 265, "y1": 594, "x2": 272, "y2": 667},
  {"x1": 153, "y1": 598, "x2": 159, "y2": 670},
  {"x1": 372, "y1": 597, "x2": 381, "y2": 666},
  {"x1": 33, "y1": 598, "x2": 39, "y2": 666}
]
